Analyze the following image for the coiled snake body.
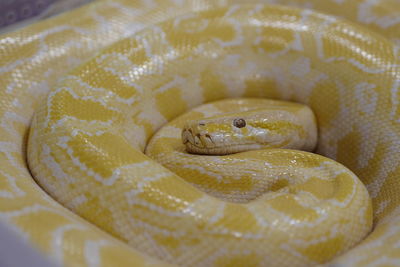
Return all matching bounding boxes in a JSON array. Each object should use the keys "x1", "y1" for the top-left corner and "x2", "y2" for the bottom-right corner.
[
  {"x1": 1, "y1": 0, "x2": 400, "y2": 266},
  {"x1": 144, "y1": 98, "x2": 372, "y2": 265}
]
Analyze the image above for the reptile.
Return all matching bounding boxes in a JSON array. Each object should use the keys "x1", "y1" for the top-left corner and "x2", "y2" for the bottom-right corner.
[{"x1": 1, "y1": 0, "x2": 399, "y2": 266}]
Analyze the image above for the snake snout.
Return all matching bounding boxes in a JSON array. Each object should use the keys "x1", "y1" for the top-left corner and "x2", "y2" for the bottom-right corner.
[{"x1": 181, "y1": 124, "x2": 214, "y2": 149}]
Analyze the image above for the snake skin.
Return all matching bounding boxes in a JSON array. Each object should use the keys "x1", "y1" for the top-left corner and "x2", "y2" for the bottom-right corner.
[
  {"x1": 143, "y1": 98, "x2": 373, "y2": 265},
  {"x1": 1, "y1": 0, "x2": 400, "y2": 266}
]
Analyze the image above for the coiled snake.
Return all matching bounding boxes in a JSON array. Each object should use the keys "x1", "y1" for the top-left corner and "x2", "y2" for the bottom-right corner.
[{"x1": 1, "y1": 0, "x2": 400, "y2": 266}]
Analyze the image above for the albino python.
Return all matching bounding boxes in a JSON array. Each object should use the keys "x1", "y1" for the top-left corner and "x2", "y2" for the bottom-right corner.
[
  {"x1": 144, "y1": 97, "x2": 372, "y2": 265},
  {"x1": 1, "y1": 0, "x2": 400, "y2": 266}
]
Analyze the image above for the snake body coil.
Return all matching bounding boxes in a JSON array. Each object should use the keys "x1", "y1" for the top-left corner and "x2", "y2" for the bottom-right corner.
[
  {"x1": 145, "y1": 98, "x2": 372, "y2": 265},
  {"x1": 1, "y1": 0, "x2": 400, "y2": 266},
  {"x1": 27, "y1": 5, "x2": 388, "y2": 265}
]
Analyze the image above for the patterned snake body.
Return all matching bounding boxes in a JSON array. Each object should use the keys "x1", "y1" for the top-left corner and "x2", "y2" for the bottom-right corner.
[
  {"x1": 180, "y1": 99, "x2": 317, "y2": 155},
  {"x1": 1, "y1": 0, "x2": 400, "y2": 266},
  {"x1": 144, "y1": 98, "x2": 373, "y2": 265}
]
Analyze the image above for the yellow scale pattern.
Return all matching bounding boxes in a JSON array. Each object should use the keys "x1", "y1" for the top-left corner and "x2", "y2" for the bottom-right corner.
[
  {"x1": 143, "y1": 98, "x2": 372, "y2": 265},
  {"x1": 1, "y1": 0, "x2": 400, "y2": 266}
]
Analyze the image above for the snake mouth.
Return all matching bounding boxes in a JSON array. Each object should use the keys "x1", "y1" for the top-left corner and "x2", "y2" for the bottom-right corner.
[{"x1": 184, "y1": 141, "x2": 263, "y2": 155}]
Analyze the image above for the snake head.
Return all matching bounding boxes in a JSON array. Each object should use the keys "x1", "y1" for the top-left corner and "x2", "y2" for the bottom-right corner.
[{"x1": 182, "y1": 107, "x2": 317, "y2": 155}]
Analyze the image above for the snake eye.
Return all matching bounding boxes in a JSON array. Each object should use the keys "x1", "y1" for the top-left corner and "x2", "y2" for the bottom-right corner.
[{"x1": 233, "y1": 118, "x2": 246, "y2": 128}]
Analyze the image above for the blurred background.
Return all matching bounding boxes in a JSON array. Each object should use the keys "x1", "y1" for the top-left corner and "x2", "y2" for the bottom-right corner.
[{"x1": 0, "y1": 0, "x2": 94, "y2": 33}]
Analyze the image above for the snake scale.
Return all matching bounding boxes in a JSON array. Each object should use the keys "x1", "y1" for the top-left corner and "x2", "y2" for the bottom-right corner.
[{"x1": 1, "y1": 0, "x2": 400, "y2": 266}]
